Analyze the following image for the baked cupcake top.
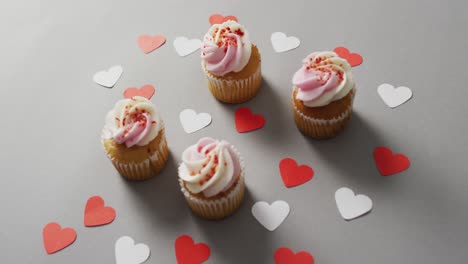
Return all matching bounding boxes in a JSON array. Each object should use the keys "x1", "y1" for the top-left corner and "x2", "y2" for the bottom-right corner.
[
  {"x1": 201, "y1": 20, "x2": 252, "y2": 77},
  {"x1": 292, "y1": 51, "x2": 355, "y2": 107},
  {"x1": 178, "y1": 137, "x2": 241, "y2": 198},
  {"x1": 102, "y1": 96, "x2": 162, "y2": 148}
]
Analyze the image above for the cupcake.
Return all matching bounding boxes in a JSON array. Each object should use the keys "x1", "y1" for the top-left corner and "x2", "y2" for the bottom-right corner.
[
  {"x1": 178, "y1": 137, "x2": 245, "y2": 220},
  {"x1": 292, "y1": 51, "x2": 356, "y2": 139},
  {"x1": 102, "y1": 96, "x2": 169, "y2": 181},
  {"x1": 201, "y1": 20, "x2": 262, "y2": 103}
]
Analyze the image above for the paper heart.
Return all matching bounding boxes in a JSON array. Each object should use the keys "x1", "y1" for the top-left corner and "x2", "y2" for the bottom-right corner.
[
  {"x1": 209, "y1": 14, "x2": 238, "y2": 25},
  {"x1": 123, "y1": 85, "x2": 155, "y2": 100},
  {"x1": 84, "y1": 196, "x2": 116, "y2": 227},
  {"x1": 175, "y1": 235, "x2": 210, "y2": 264},
  {"x1": 377, "y1": 83, "x2": 413, "y2": 108},
  {"x1": 42, "y1": 222, "x2": 77, "y2": 254},
  {"x1": 274, "y1": 247, "x2": 315, "y2": 264},
  {"x1": 271, "y1": 32, "x2": 301, "y2": 53},
  {"x1": 333, "y1": 47, "x2": 363, "y2": 67},
  {"x1": 335, "y1": 187, "x2": 373, "y2": 220},
  {"x1": 173, "y1": 37, "x2": 202, "y2": 57},
  {"x1": 252, "y1": 201, "x2": 290, "y2": 231},
  {"x1": 279, "y1": 158, "x2": 314, "y2": 188},
  {"x1": 179, "y1": 109, "x2": 212, "y2": 134},
  {"x1": 115, "y1": 236, "x2": 150, "y2": 264},
  {"x1": 235, "y1": 107, "x2": 265, "y2": 133},
  {"x1": 137, "y1": 35, "x2": 166, "y2": 54},
  {"x1": 373, "y1": 146, "x2": 410, "y2": 176},
  {"x1": 93, "y1": 65, "x2": 123, "y2": 88}
]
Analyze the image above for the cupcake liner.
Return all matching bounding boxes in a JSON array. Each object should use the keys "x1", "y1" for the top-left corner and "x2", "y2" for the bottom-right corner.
[
  {"x1": 102, "y1": 128, "x2": 169, "y2": 181},
  {"x1": 179, "y1": 146, "x2": 246, "y2": 220},
  {"x1": 202, "y1": 62, "x2": 262, "y2": 104},
  {"x1": 292, "y1": 88, "x2": 356, "y2": 139}
]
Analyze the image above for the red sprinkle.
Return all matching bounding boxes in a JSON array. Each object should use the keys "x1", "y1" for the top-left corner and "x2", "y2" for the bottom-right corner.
[{"x1": 234, "y1": 28, "x2": 244, "y2": 36}]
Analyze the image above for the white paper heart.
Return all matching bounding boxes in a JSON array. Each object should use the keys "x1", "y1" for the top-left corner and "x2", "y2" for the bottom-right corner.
[
  {"x1": 335, "y1": 187, "x2": 373, "y2": 220},
  {"x1": 252, "y1": 200, "x2": 290, "y2": 231},
  {"x1": 173, "y1": 37, "x2": 202, "y2": 57},
  {"x1": 377, "y1": 83, "x2": 413, "y2": 108},
  {"x1": 179, "y1": 109, "x2": 212, "y2": 134},
  {"x1": 115, "y1": 236, "x2": 150, "y2": 264},
  {"x1": 270, "y1": 32, "x2": 300, "y2": 53},
  {"x1": 93, "y1": 65, "x2": 123, "y2": 88}
]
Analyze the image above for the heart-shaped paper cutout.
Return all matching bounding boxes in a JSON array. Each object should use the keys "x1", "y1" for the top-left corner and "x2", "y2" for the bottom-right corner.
[
  {"x1": 252, "y1": 201, "x2": 290, "y2": 231},
  {"x1": 274, "y1": 247, "x2": 315, "y2": 264},
  {"x1": 137, "y1": 35, "x2": 166, "y2": 54},
  {"x1": 279, "y1": 158, "x2": 314, "y2": 188},
  {"x1": 377, "y1": 83, "x2": 413, "y2": 108},
  {"x1": 93, "y1": 65, "x2": 123, "y2": 88},
  {"x1": 173, "y1": 37, "x2": 202, "y2": 57},
  {"x1": 179, "y1": 109, "x2": 212, "y2": 134},
  {"x1": 271, "y1": 32, "x2": 301, "y2": 53},
  {"x1": 335, "y1": 187, "x2": 373, "y2": 220},
  {"x1": 235, "y1": 107, "x2": 265, "y2": 133},
  {"x1": 123, "y1": 85, "x2": 155, "y2": 100},
  {"x1": 333, "y1": 47, "x2": 363, "y2": 67},
  {"x1": 175, "y1": 235, "x2": 210, "y2": 264},
  {"x1": 43, "y1": 222, "x2": 77, "y2": 254},
  {"x1": 115, "y1": 236, "x2": 150, "y2": 264},
  {"x1": 373, "y1": 146, "x2": 410, "y2": 176},
  {"x1": 84, "y1": 196, "x2": 116, "y2": 227},
  {"x1": 209, "y1": 14, "x2": 238, "y2": 25}
]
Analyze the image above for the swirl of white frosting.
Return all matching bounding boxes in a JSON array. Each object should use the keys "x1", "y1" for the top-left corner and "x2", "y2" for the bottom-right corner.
[
  {"x1": 201, "y1": 20, "x2": 252, "y2": 76},
  {"x1": 178, "y1": 137, "x2": 241, "y2": 198},
  {"x1": 103, "y1": 96, "x2": 162, "y2": 147},
  {"x1": 292, "y1": 51, "x2": 355, "y2": 107}
]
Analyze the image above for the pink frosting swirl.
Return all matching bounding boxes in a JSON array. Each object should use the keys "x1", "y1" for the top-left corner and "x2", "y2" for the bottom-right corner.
[
  {"x1": 178, "y1": 137, "x2": 241, "y2": 198},
  {"x1": 292, "y1": 51, "x2": 355, "y2": 107},
  {"x1": 103, "y1": 96, "x2": 162, "y2": 148},
  {"x1": 201, "y1": 20, "x2": 252, "y2": 77}
]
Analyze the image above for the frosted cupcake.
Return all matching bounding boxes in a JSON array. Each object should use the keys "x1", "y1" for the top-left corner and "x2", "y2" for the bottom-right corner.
[
  {"x1": 178, "y1": 137, "x2": 245, "y2": 220},
  {"x1": 292, "y1": 51, "x2": 356, "y2": 139},
  {"x1": 102, "y1": 96, "x2": 169, "y2": 181},
  {"x1": 201, "y1": 20, "x2": 262, "y2": 103}
]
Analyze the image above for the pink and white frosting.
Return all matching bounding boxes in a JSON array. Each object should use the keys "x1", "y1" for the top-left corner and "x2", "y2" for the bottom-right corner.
[
  {"x1": 201, "y1": 20, "x2": 252, "y2": 77},
  {"x1": 178, "y1": 137, "x2": 241, "y2": 198},
  {"x1": 102, "y1": 96, "x2": 162, "y2": 147},
  {"x1": 292, "y1": 51, "x2": 355, "y2": 107}
]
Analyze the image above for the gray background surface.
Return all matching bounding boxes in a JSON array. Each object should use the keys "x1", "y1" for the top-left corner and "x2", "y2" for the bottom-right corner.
[{"x1": 1, "y1": 0, "x2": 467, "y2": 263}]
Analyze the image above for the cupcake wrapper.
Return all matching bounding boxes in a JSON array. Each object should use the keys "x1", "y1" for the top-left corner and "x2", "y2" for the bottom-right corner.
[
  {"x1": 203, "y1": 62, "x2": 262, "y2": 104},
  {"x1": 103, "y1": 129, "x2": 169, "y2": 181},
  {"x1": 293, "y1": 88, "x2": 356, "y2": 139},
  {"x1": 179, "y1": 146, "x2": 246, "y2": 220}
]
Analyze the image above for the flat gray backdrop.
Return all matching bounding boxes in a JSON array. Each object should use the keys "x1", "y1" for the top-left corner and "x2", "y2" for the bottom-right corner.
[{"x1": 1, "y1": 0, "x2": 467, "y2": 263}]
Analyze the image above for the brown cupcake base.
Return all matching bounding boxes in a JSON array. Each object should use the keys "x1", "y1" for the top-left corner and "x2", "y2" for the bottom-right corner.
[
  {"x1": 179, "y1": 169, "x2": 245, "y2": 220},
  {"x1": 103, "y1": 128, "x2": 169, "y2": 181},
  {"x1": 203, "y1": 45, "x2": 262, "y2": 104},
  {"x1": 292, "y1": 87, "x2": 356, "y2": 139}
]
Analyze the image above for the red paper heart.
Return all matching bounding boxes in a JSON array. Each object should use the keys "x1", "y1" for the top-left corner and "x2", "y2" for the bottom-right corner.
[
  {"x1": 279, "y1": 158, "x2": 314, "y2": 188},
  {"x1": 137, "y1": 35, "x2": 166, "y2": 54},
  {"x1": 333, "y1": 46, "x2": 363, "y2": 67},
  {"x1": 84, "y1": 196, "x2": 116, "y2": 227},
  {"x1": 235, "y1": 107, "x2": 265, "y2": 133},
  {"x1": 123, "y1": 84, "x2": 155, "y2": 100},
  {"x1": 209, "y1": 14, "x2": 238, "y2": 25},
  {"x1": 373, "y1": 146, "x2": 410, "y2": 176},
  {"x1": 42, "y1": 222, "x2": 77, "y2": 254},
  {"x1": 175, "y1": 235, "x2": 210, "y2": 264},
  {"x1": 274, "y1": 247, "x2": 314, "y2": 264}
]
